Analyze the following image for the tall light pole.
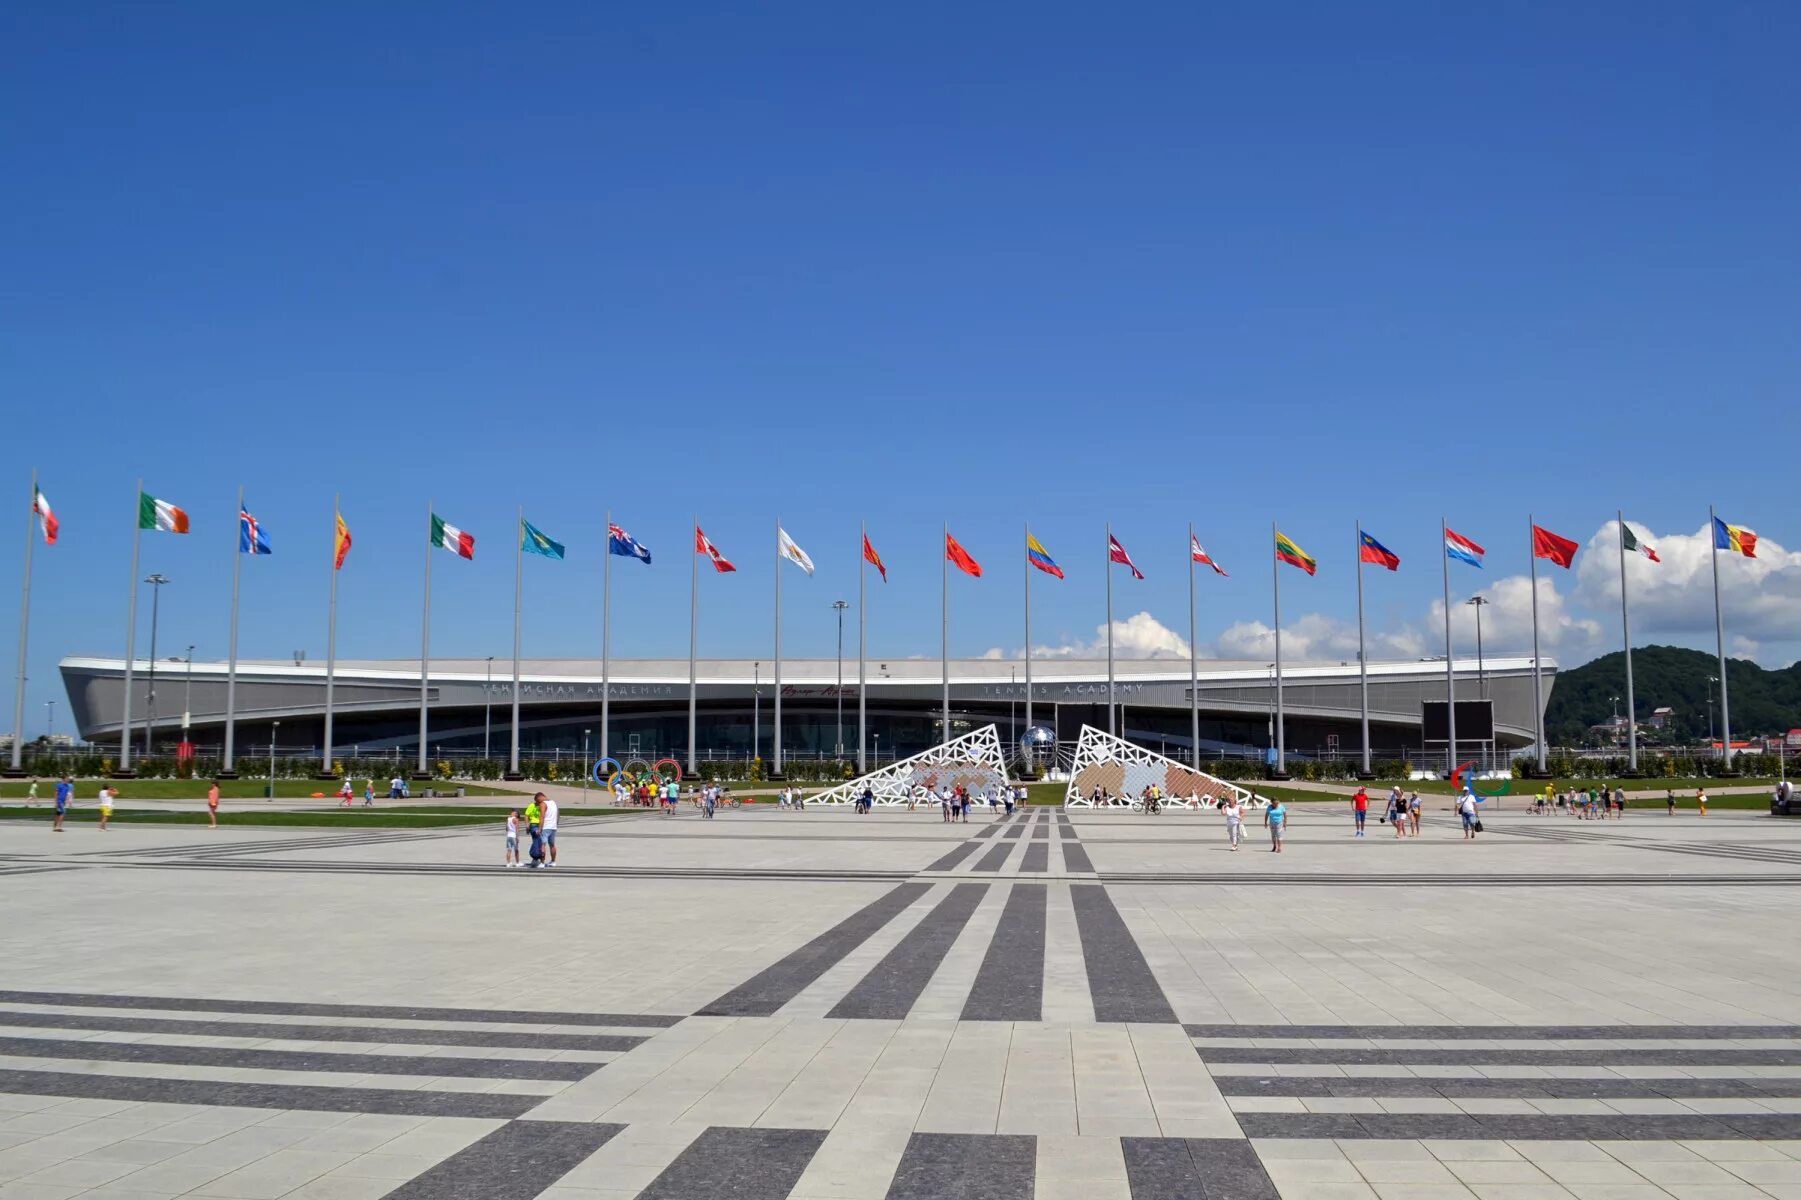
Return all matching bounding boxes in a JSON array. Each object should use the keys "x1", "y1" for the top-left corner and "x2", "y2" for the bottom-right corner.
[
  {"x1": 269, "y1": 719, "x2": 280, "y2": 798},
  {"x1": 181, "y1": 645, "x2": 195, "y2": 745},
  {"x1": 1465, "y1": 596, "x2": 1489, "y2": 698},
  {"x1": 484, "y1": 656, "x2": 494, "y2": 760},
  {"x1": 833, "y1": 600, "x2": 849, "y2": 757},
  {"x1": 582, "y1": 729, "x2": 591, "y2": 804},
  {"x1": 44, "y1": 699, "x2": 54, "y2": 743},
  {"x1": 1010, "y1": 666, "x2": 1017, "y2": 747},
  {"x1": 142, "y1": 574, "x2": 169, "y2": 757},
  {"x1": 1706, "y1": 675, "x2": 1719, "y2": 759},
  {"x1": 752, "y1": 661, "x2": 761, "y2": 764}
]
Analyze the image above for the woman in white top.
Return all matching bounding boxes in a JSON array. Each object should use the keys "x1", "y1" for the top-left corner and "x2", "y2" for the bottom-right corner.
[{"x1": 1221, "y1": 797, "x2": 1243, "y2": 849}]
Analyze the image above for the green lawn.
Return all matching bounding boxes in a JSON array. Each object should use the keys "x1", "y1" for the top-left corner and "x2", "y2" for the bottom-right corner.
[
  {"x1": 0, "y1": 803, "x2": 637, "y2": 828},
  {"x1": 0, "y1": 780, "x2": 514, "y2": 801}
]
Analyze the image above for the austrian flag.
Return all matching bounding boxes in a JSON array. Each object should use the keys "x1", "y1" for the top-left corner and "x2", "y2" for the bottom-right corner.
[
  {"x1": 430, "y1": 514, "x2": 475, "y2": 559},
  {"x1": 695, "y1": 526, "x2": 736, "y2": 573}
]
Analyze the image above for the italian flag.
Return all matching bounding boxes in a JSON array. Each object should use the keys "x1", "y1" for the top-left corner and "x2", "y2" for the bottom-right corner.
[
  {"x1": 139, "y1": 492, "x2": 189, "y2": 534},
  {"x1": 1622, "y1": 523, "x2": 1660, "y2": 563},
  {"x1": 430, "y1": 514, "x2": 475, "y2": 559},
  {"x1": 33, "y1": 486, "x2": 57, "y2": 545}
]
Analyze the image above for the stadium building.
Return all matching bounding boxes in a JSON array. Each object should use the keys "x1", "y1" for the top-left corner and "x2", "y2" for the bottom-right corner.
[{"x1": 58, "y1": 654, "x2": 1553, "y2": 766}]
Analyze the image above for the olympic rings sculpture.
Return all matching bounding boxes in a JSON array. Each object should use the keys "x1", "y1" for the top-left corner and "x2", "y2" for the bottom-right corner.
[{"x1": 592, "y1": 756, "x2": 686, "y2": 792}]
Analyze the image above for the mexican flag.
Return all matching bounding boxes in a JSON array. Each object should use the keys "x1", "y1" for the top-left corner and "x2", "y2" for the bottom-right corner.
[
  {"x1": 139, "y1": 492, "x2": 189, "y2": 534},
  {"x1": 430, "y1": 514, "x2": 475, "y2": 559},
  {"x1": 1622, "y1": 523, "x2": 1660, "y2": 563}
]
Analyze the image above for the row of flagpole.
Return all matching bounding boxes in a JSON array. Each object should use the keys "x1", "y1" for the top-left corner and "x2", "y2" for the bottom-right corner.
[{"x1": 4, "y1": 478, "x2": 1770, "y2": 778}]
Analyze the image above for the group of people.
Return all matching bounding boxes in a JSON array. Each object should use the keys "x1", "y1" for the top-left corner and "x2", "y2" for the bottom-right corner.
[
  {"x1": 28, "y1": 775, "x2": 223, "y2": 830},
  {"x1": 1350, "y1": 786, "x2": 1426, "y2": 837},
  {"x1": 505, "y1": 792, "x2": 560, "y2": 867},
  {"x1": 1535, "y1": 785, "x2": 1628, "y2": 818}
]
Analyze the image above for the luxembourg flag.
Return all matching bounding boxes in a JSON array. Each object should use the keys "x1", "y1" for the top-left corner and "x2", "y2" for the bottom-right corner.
[{"x1": 1445, "y1": 528, "x2": 1485, "y2": 568}]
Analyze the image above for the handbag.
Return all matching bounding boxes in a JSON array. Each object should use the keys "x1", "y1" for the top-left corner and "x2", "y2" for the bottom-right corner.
[{"x1": 1472, "y1": 819, "x2": 1484, "y2": 833}]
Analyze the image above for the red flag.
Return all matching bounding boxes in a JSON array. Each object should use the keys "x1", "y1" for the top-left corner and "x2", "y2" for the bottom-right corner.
[
  {"x1": 1190, "y1": 534, "x2": 1227, "y2": 576},
  {"x1": 946, "y1": 532, "x2": 982, "y2": 577},
  {"x1": 863, "y1": 533, "x2": 887, "y2": 582},
  {"x1": 695, "y1": 525, "x2": 735, "y2": 573},
  {"x1": 1108, "y1": 533, "x2": 1144, "y2": 580},
  {"x1": 1532, "y1": 524, "x2": 1579, "y2": 569}
]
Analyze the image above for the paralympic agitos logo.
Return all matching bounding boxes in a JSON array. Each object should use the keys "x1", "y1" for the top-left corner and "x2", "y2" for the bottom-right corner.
[{"x1": 1451, "y1": 762, "x2": 1512, "y2": 798}]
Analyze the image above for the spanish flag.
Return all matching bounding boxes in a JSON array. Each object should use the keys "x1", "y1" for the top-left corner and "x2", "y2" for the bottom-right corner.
[
  {"x1": 333, "y1": 513, "x2": 353, "y2": 570},
  {"x1": 1714, "y1": 517, "x2": 1757, "y2": 559},
  {"x1": 1275, "y1": 530, "x2": 1316, "y2": 575}
]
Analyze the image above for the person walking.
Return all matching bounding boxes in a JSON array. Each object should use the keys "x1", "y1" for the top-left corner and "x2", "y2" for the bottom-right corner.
[
  {"x1": 702, "y1": 786, "x2": 716, "y2": 820},
  {"x1": 1458, "y1": 790, "x2": 1479, "y2": 840},
  {"x1": 1222, "y1": 794, "x2": 1243, "y2": 850},
  {"x1": 1408, "y1": 791, "x2": 1422, "y2": 837},
  {"x1": 504, "y1": 809, "x2": 520, "y2": 867},
  {"x1": 52, "y1": 776, "x2": 71, "y2": 832},
  {"x1": 1696, "y1": 786, "x2": 1708, "y2": 817},
  {"x1": 363, "y1": 778, "x2": 375, "y2": 807},
  {"x1": 1264, "y1": 798, "x2": 1287, "y2": 853},
  {"x1": 524, "y1": 794, "x2": 544, "y2": 867},
  {"x1": 25, "y1": 778, "x2": 37, "y2": 808},
  {"x1": 206, "y1": 779, "x2": 220, "y2": 828},
  {"x1": 542, "y1": 794, "x2": 560, "y2": 865},
  {"x1": 97, "y1": 784, "x2": 113, "y2": 831},
  {"x1": 1387, "y1": 790, "x2": 1407, "y2": 838},
  {"x1": 388, "y1": 774, "x2": 404, "y2": 800},
  {"x1": 338, "y1": 777, "x2": 354, "y2": 807},
  {"x1": 1352, "y1": 787, "x2": 1368, "y2": 837}
]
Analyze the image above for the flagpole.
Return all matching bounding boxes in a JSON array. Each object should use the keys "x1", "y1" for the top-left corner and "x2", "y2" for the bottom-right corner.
[
  {"x1": 774, "y1": 515, "x2": 783, "y2": 775},
  {"x1": 601, "y1": 508, "x2": 612, "y2": 761},
  {"x1": 1528, "y1": 514, "x2": 1545, "y2": 774},
  {"x1": 1272, "y1": 521, "x2": 1284, "y2": 775},
  {"x1": 1188, "y1": 522, "x2": 1199, "y2": 770},
  {"x1": 858, "y1": 521, "x2": 867, "y2": 773},
  {"x1": 941, "y1": 521, "x2": 950, "y2": 743},
  {"x1": 322, "y1": 493, "x2": 340, "y2": 775},
  {"x1": 509, "y1": 506, "x2": 523, "y2": 777},
  {"x1": 119, "y1": 481, "x2": 143, "y2": 773},
  {"x1": 1357, "y1": 520, "x2": 1370, "y2": 776},
  {"x1": 1442, "y1": 516, "x2": 1457, "y2": 780},
  {"x1": 1618, "y1": 511, "x2": 1637, "y2": 773},
  {"x1": 223, "y1": 484, "x2": 243, "y2": 773},
  {"x1": 1023, "y1": 522, "x2": 1033, "y2": 768},
  {"x1": 1105, "y1": 523, "x2": 1116, "y2": 737},
  {"x1": 688, "y1": 515, "x2": 698, "y2": 777},
  {"x1": 10, "y1": 469, "x2": 37, "y2": 774},
  {"x1": 1710, "y1": 504, "x2": 1733, "y2": 767},
  {"x1": 418, "y1": 499, "x2": 432, "y2": 778}
]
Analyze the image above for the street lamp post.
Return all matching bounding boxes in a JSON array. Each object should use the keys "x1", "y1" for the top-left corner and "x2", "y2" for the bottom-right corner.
[
  {"x1": 582, "y1": 729, "x2": 591, "y2": 804},
  {"x1": 1706, "y1": 675, "x2": 1719, "y2": 760},
  {"x1": 44, "y1": 699, "x2": 54, "y2": 743},
  {"x1": 268, "y1": 719, "x2": 280, "y2": 800},
  {"x1": 833, "y1": 601, "x2": 849, "y2": 757},
  {"x1": 1465, "y1": 597, "x2": 1488, "y2": 697},
  {"x1": 484, "y1": 656, "x2": 494, "y2": 760},
  {"x1": 182, "y1": 645, "x2": 195, "y2": 745},
  {"x1": 752, "y1": 662, "x2": 760, "y2": 764},
  {"x1": 873, "y1": 732, "x2": 880, "y2": 766},
  {"x1": 142, "y1": 574, "x2": 169, "y2": 757}
]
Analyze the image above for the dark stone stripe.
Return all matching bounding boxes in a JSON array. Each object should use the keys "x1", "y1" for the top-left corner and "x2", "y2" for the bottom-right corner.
[
  {"x1": 1070, "y1": 885, "x2": 1176, "y2": 1023},
  {"x1": 0, "y1": 1035, "x2": 593, "y2": 1080},
  {"x1": 0, "y1": 989, "x2": 679, "y2": 1028},
  {"x1": 1235, "y1": 1111, "x2": 1801, "y2": 1141},
  {"x1": 1199, "y1": 1046, "x2": 1801, "y2": 1067},
  {"x1": 1019, "y1": 843, "x2": 1049, "y2": 873},
  {"x1": 698, "y1": 882, "x2": 932, "y2": 1017},
  {"x1": 1121, "y1": 1137, "x2": 1279, "y2": 1200},
  {"x1": 383, "y1": 1119, "x2": 625, "y2": 1199},
  {"x1": 1003, "y1": 823, "x2": 1028, "y2": 839},
  {"x1": 0, "y1": 1067, "x2": 538, "y2": 1118},
  {"x1": 1187, "y1": 1022, "x2": 1801, "y2": 1040},
  {"x1": 923, "y1": 841, "x2": 981, "y2": 872},
  {"x1": 1062, "y1": 842, "x2": 1095, "y2": 872},
  {"x1": 1031, "y1": 824, "x2": 1049, "y2": 840},
  {"x1": 635, "y1": 1126, "x2": 826, "y2": 1200},
  {"x1": 962, "y1": 885, "x2": 1045, "y2": 1022},
  {"x1": 1055, "y1": 814, "x2": 1072, "y2": 828},
  {"x1": 828, "y1": 884, "x2": 988, "y2": 1020},
  {"x1": 1219, "y1": 1075, "x2": 1801, "y2": 1100},
  {"x1": 0, "y1": 1008, "x2": 641, "y2": 1051},
  {"x1": 883, "y1": 1131, "x2": 1035, "y2": 1199},
  {"x1": 973, "y1": 824, "x2": 1003, "y2": 839},
  {"x1": 973, "y1": 843, "x2": 1014, "y2": 872}
]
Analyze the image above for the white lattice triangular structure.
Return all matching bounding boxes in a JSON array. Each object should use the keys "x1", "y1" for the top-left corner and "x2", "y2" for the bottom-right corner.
[
  {"x1": 811, "y1": 725, "x2": 1009, "y2": 807},
  {"x1": 1063, "y1": 725, "x2": 1266, "y2": 809}
]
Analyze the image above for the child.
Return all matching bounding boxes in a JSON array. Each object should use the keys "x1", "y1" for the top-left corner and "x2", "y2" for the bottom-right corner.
[
  {"x1": 98, "y1": 785, "x2": 113, "y2": 831},
  {"x1": 364, "y1": 779, "x2": 375, "y2": 807},
  {"x1": 504, "y1": 809, "x2": 520, "y2": 868},
  {"x1": 1264, "y1": 799, "x2": 1287, "y2": 853}
]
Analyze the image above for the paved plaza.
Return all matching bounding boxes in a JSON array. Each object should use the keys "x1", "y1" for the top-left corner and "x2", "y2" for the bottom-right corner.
[{"x1": 2, "y1": 802, "x2": 1801, "y2": 1198}]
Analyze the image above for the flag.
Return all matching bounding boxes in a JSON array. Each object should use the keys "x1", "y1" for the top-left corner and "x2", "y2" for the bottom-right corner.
[
  {"x1": 521, "y1": 518, "x2": 564, "y2": 560},
  {"x1": 862, "y1": 533, "x2": 886, "y2": 582},
  {"x1": 1621, "y1": 522, "x2": 1660, "y2": 563},
  {"x1": 1275, "y1": 530, "x2": 1316, "y2": 575},
  {"x1": 1532, "y1": 524, "x2": 1579, "y2": 569},
  {"x1": 138, "y1": 492, "x2": 189, "y2": 534},
  {"x1": 1026, "y1": 533, "x2": 1063, "y2": 579},
  {"x1": 333, "y1": 513, "x2": 352, "y2": 569},
  {"x1": 696, "y1": 526, "x2": 735, "y2": 573},
  {"x1": 609, "y1": 523, "x2": 652, "y2": 564},
  {"x1": 430, "y1": 514, "x2": 475, "y2": 559},
  {"x1": 1445, "y1": 528, "x2": 1485, "y2": 568},
  {"x1": 238, "y1": 509, "x2": 270, "y2": 556},
  {"x1": 777, "y1": 527, "x2": 813, "y2": 574},
  {"x1": 946, "y1": 532, "x2": 982, "y2": 578},
  {"x1": 33, "y1": 487, "x2": 57, "y2": 545},
  {"x1": 1714, "y1": 517, "x2": 1757, "y2": 559},
  {"x1": 1358, "y1": 531, "x2": 1400, "y2": 571},
  {"x1": 1191, "y1": 534, "x2": 1227, "y2": 577},
  {"x1": 1108, "y1": 533, "x2": 1143, "y2": 579}
]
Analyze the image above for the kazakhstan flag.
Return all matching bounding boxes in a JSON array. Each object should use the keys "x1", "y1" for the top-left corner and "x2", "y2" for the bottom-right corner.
[{"x1": 521, "y1": 518, "x2": 565, "y2": 560}]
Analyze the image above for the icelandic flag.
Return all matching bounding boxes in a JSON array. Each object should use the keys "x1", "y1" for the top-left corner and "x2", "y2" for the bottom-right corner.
[
  {"x1": 239, "y1": 509, "x2": 272, "y2": 555},
  {"x1": 608, "y1": 523, "x2": 651, "y2": 564},
  {"x1": 1445, "y1": 528, "x2": 1485, "y2": 568}
]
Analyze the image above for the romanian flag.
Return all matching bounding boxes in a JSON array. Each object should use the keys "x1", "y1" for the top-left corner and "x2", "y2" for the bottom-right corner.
[
  {"x1": 1027, "y1": 533, "x2": 1063, "y2": 579},
  {"x1": 1275, "y1": 530, "x2": 1316, "y2": 575},
  {"x1": 1358, "y1": 531, "x2": 1400, "y2": 571},
  {"x1": 333, "y1": 514, "x2": 352, "y2": 569},
  {"x1": 1714, "y1": 517, "x2": 1757, "y2": 559},
  {"x1": 946, "y1": 532, "x2": 982, "y2": 578}
]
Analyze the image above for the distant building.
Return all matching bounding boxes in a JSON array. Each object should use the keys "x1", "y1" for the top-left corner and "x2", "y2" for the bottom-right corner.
[
  {"x1": 1648, "y1": 707, "x2": 1675, "y2": 729},
  {"x1": 1787, "y1": 728, "x2": 1801, "y2": 749}
]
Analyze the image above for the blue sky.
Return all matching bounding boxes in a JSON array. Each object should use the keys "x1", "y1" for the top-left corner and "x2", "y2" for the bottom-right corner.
[{"x1": 5, "y1": 2, "x2": 1799, "y2": 738}]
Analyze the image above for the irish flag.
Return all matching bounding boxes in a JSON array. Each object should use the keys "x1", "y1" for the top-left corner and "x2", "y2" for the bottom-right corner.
[
  {"x1": 33, "y1": 486, "x2": 57, "y2": 545},
  {"x1": 430, "y1": 514, "x2": 475, "y2": 559},
  {"x1": 139, "y1": 492, "x2": 189, "y2": 534}
]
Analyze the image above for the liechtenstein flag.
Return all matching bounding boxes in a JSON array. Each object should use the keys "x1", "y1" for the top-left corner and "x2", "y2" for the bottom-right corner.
[{"x1": 1445, "y1": 528, "x2": 1485, "y2": 568}]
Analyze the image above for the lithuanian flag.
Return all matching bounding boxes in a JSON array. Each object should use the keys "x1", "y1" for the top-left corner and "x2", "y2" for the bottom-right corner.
[{"x1": 1275, "y1": 530, "x2": 1316, "y2": 575}]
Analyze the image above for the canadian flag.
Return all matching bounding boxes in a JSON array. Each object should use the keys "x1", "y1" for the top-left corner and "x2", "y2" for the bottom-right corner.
[
  {"x1": 33, "y1": 487, "x2": 57, "y2": 545},
  {"x1": 695, "y1": 526, "x2": 736, "y2": 573}
]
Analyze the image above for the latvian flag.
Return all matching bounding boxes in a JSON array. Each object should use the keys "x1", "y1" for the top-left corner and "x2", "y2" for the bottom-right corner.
[
  {"x1": 139, "y1": 491, "x2": 189, "y2": 534},
  {"x1": 1444, "y1": 528, "x2": 1484, "y2": 568},
  {"x1": 430, "y1": 514, "x2": 475, "y2": 559},
  {"x1": 1622, "y1": 522, "x2": 1660, "y2": 563},
  {"x1": 33, "y1": 486, "x2": 57, "y2": 545}
]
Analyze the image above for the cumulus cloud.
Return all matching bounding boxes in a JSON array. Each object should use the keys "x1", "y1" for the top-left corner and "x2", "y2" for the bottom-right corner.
[
  {"x1": 1572, "y1": 520, "x2": 1801, "y2": 649},
  {"x1": 984, "y1": 611, "x2": 1192, "y2": 660},
  {"x1": 1431, "y1": 572, "x2": 1607, "y2": 660},
  {"x1": 1210, "y1": 614, "x2": 1425, "y2": 662}
]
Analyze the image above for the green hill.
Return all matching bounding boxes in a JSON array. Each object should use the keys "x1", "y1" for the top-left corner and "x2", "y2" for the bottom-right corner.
[{"x1": 1545, "y1": 645, "x2": 1801, "y2": 744}]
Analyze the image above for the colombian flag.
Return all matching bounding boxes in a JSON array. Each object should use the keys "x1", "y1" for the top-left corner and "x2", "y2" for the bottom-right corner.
[
  {"x1": 1714, "y1": 517, "x2": 1757, "y2": 558},
  {"x1": 1275, "y1": 530, "x2": 1316, "y2": 575},
  {"x1": 1026, "y1": 533, "x2": 1064, "y2": 579}
]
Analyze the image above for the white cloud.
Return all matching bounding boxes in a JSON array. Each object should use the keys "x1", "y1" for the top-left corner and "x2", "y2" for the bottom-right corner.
[
  {"x1": 984, "y1": 610, "x2": 1192, "y2": 660},
  {"x1": 1572, "y1": 520, "x2": 1801, "y2": 649},
  {"x1": 1210, "y1": 614, "x2": 1425, "y2": 662},
  {"x1": 1431, "y1": 572, "x2": 1607, "y2": 660}
]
